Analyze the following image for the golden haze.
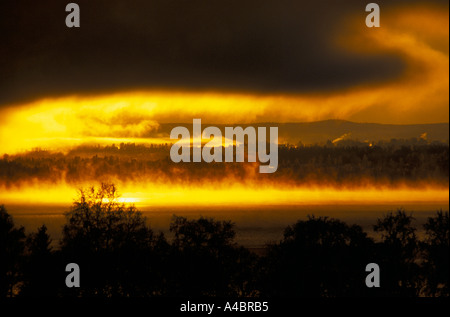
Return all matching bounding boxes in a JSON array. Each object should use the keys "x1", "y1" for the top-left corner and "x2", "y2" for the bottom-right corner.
[{"x1": 0, "y1": 4, "x2": 448, "y2": 208}]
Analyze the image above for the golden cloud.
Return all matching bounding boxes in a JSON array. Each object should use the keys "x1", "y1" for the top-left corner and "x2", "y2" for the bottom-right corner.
[{"x1": 0, "y1": 4, "x2": 447, "y2": 154}]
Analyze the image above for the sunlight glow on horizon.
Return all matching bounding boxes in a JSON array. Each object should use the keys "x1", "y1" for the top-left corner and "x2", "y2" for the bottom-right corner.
[{"x1": 0, "y1": 183, "x2": 448, "y2": 209}]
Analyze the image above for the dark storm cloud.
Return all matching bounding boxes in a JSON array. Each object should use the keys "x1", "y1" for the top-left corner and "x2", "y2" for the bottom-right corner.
[{"x1": 0, "y1": 0, "x2": 446, "y2": 106}]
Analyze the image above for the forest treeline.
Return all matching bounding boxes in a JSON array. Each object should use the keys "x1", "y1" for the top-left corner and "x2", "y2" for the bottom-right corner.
[
  {"x1": 0, "y1": 139, "x2": 448, "y2": 188},
  {"x1": 0, "y1": 184, "x2": 449, "y2": 298}
]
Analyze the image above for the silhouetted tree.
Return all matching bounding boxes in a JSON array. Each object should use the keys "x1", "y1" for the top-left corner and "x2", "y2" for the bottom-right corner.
[
  {"x1": 62, "y1": 183, "x2": 153, "y2": 253},
  {"x1": 259, "y1": 216, "x2": 374, "y2": 297},
  {"x1": 0, "y1": 205, "x2": 26, "y2": 297},
  {"x1": 373, "y1": 209, "x2": 422, "y2": 296},
  {"x1": 60, "y1": 183, "x2": 158, "y2": 297},
  {"x1": 422, "y1": 210, "x2": 449, "y2": 296},
  {"x1": 20, "y1": 225, "x2": 59, "y2": 297},
  {"x1": 3, "y1": 188, "x2": 448, "y2": 298},
  {"x1": 166, "y1": 216, "x2": 258, "y2": 296}
]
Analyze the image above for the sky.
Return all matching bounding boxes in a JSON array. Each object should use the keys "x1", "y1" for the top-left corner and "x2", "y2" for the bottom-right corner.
[
  {"x1": 0, "y1": 0, "x2": 449, "y2": 154},
  {"x1": 0, "y1": 0, "x2": 448, "y2": 209}
]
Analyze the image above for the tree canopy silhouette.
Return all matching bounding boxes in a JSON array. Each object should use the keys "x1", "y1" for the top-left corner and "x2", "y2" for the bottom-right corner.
[
  {"x1": 19, "y1": 225, "x2": 58, "y2": 297},
  {"x1": 1, "y1": 188, "x2": 448, "y2": 298},
  {"x1": 259, "y1": 216, "x2": 374, "y2": 297},
  {"x1": 422, "y1": 210, "x2": 449, "y2": 296},
  {"x1": 166, "y1": 216, "x2": 258, "y2": 297},
  {"x1": 61, "y1": 183, "x2": 153, "y2": 253},
  {"x1": 60, "y1": 183, "x2": 159, "y2": 297},
  {"x1": 0, "y1": 205, "x2": 25, "y2": 297},
  {"x1": 372, "y1": 209, "x2": 423, "y2": 296}
]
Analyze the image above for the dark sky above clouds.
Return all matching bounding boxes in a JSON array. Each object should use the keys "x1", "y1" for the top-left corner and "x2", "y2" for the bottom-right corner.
[
  {"x1": 0, "y1": 0, "x2": 447, "y2": 107},
  {"x1": 0, "y1": 0, "x2": 448, "y2": 155}
]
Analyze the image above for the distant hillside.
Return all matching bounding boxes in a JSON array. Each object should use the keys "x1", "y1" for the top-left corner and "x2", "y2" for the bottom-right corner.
[{"x1": 152, "y1": 120, "x2": 449, "y2": 145}]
